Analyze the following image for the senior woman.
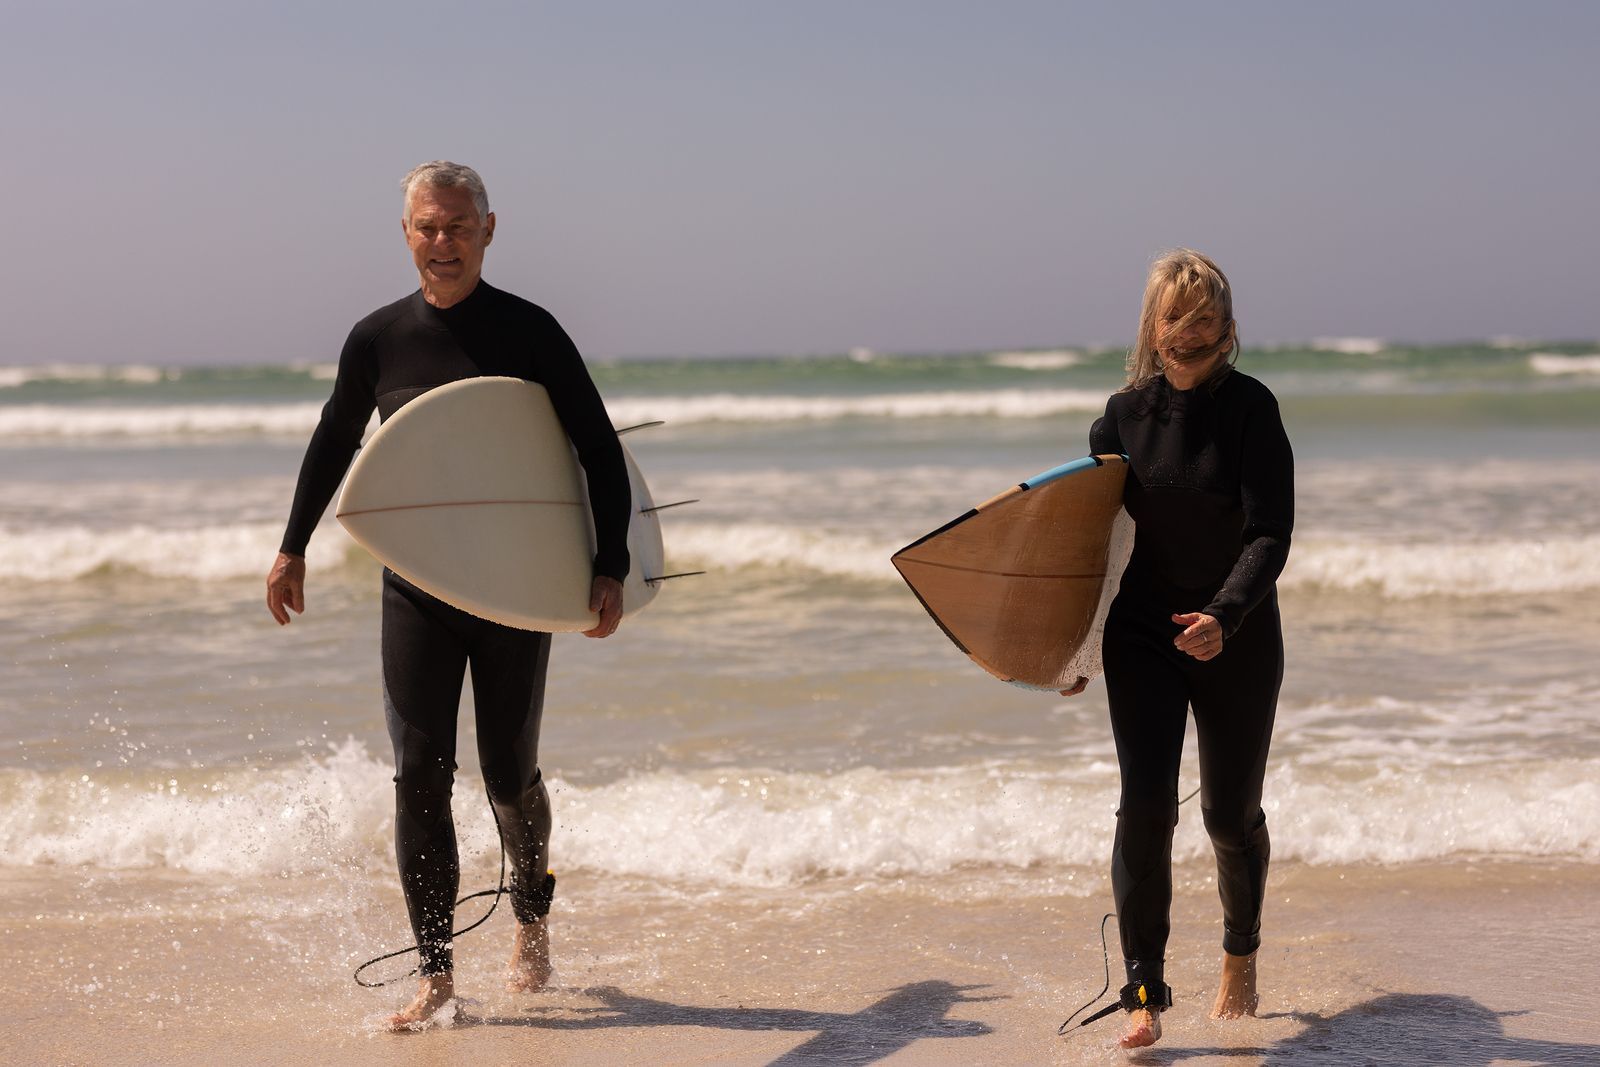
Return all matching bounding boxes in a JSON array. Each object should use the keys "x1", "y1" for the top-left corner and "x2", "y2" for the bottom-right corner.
[{"x1": 1073, "y1": 249, "x2": 1293, "y2": 1049}]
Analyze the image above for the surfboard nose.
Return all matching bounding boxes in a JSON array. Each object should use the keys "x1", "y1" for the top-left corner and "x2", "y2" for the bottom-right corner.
[{"x1": 892, "y1": 456, "x2": 1129, "y2": 690}]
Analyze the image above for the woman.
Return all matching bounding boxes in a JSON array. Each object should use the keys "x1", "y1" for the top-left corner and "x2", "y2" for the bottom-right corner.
[{"x1": 1075, "y1": 249, "x2": 1293, "y2": 1049}]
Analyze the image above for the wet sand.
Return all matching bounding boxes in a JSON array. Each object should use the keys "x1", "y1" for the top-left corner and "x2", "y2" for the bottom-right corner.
[{"x1": 5, "y1": 861, "x2": 1598, "y2": 1065}]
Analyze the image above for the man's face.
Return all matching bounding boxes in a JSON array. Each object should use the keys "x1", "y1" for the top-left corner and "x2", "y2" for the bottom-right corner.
[{"x1": 402, "y1": 184, "x2": 495, "y2": 303}]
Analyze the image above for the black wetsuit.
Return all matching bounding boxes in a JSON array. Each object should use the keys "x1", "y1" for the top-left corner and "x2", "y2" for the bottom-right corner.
[
  {"x1": 281, "y1": 281, "x2": 630, "y2": 976},
  {"x1": 1089, "y1": 368, "x2": 1293, "y2": 996}
]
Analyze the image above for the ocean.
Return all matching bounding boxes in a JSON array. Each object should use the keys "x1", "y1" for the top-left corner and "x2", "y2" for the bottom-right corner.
[{"x1": 3, "y1": 338, "x2": 1599, "y2": 1061}]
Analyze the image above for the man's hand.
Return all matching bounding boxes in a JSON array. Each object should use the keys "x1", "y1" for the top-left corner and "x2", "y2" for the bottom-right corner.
[
  {"x1": 583, "y1": 576, "x2": 624, "y2": 638},
  {"x1": 267, "y1": 552, "x2": 307, "y2": 625}
]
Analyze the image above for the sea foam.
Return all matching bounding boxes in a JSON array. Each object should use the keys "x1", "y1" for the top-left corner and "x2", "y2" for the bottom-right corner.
[
  {"x1": 1308, "y1": 337, "x2": 1386, "y2": 355},
  {"x1": 1281, "y1": 535, "x2": 1600, "y2": 597},
  {"x1": 986, "y1": 350, "x2": 1083, "y2": 371},
  {"x1": 607, "y1": 389, "x2": 1108, "y2": 425},
  {"x1": 0, "y1": 522, "x2": 354, "y2": 581},
  {"x1": 7, "y1": 517, "x2": 1600, "y2": 599},
  {"x1": 665, "y1": 522, "x2": 897, "y2": 583},
  {"x1": 1528, "y1": 353, "x2": 1600, "y2": 375},
  {"x1": 0, "y1": 389, "x2": 1109, "y2": 440},
  {"x1": 0, "y1": 364, "x2": 170, "y2": 388},
  {"x1": 2, "y1": 741, "x2": 1595, "y2": 881},
  {"x1": 0, "y1": 402, "x2": 330, "y2": 439},
  {"x1": 664, "y1": 525, "x2": 1600, "y2": 598}
]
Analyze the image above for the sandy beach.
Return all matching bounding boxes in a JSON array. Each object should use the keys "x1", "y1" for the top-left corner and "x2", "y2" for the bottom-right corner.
[{"x1": 6, "y1": 860, "x2": 1597, "y2": 1066}]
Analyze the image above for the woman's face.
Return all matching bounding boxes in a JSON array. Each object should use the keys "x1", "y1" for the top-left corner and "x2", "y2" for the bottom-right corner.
[{"x1": 1154, "y1": 298, "x2": 1226, "y2": 366}]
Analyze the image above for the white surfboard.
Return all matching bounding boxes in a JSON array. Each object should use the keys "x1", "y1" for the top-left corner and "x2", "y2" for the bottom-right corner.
[{"x1": 335, "y1": 376, "x2": 664, "y2": 632}]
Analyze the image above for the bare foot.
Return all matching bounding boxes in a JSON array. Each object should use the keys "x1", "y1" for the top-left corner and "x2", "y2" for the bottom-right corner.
[
  {"x1": 505, "y1": 917, "x2": 552, "y2": 993},
  {"x1": 385, "y1": 973, "x2": 456, "y2": 1031},
  {"x1": 1119, "y1": 1007, "x2": 1162, "y2": 1049},
  {"x1": 1211, "y1": 949, "x2": 1259, "y2": 1018}
]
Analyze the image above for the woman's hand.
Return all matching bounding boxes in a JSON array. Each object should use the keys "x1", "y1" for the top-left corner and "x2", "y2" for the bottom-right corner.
[{"x1": 1172, "y1": 612, "x2": 1223, "y2": 661}]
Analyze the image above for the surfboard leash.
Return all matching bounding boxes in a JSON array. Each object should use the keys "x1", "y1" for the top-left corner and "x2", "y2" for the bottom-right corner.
[
  {"x1": 1057, "y1": 912, "x2": 1118, "y2": 1034},
  {"x1": 1057, "y1": 783, "x2": 1199, "y2": 1035},
  {"x1": 353, "y1": 787, "x2": 540, "y2": 989},
  {"x1": 353, "y1": 415, "x2": 676, "y2": 988}
]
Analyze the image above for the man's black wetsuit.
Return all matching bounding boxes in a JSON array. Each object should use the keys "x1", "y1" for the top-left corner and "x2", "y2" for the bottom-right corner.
[
  {"x1": 1089, "y1": 367, "x2": 1293, "y2": 998},
  {"x1": 281, "y1": 281, "x2": 630, "y2": 976}
]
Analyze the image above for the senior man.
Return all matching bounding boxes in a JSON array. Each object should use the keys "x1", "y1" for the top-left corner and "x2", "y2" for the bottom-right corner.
[{"x1": 266, "y1": 160, "x2": 629, "y2": 1029}]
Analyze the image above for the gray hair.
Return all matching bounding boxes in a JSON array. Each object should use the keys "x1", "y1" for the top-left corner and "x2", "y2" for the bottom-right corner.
[{"x1": 401, "y1": 161, "x2": 490, "y2": 222}]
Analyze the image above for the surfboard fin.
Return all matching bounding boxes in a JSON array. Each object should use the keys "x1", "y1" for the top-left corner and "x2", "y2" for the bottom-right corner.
[
  {"x1": 641, "y1": 499, "x2": 699, "y2": 514},
  {"x1": 644, "y1": 571, "x2": 707, "y2": 585},
  {"x1": 617, "y1": 420, "x2": 666, "y2": 435}
]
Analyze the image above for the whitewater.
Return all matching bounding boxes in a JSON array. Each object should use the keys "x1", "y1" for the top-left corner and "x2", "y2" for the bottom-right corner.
[{"x1": 5, "y1": 342, "x2": 1599, "y2": 899}]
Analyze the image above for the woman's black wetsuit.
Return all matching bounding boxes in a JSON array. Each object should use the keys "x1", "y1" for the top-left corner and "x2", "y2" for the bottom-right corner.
[
  {"x1": 1089, "y1": 367, "x2": 1293, "y2": 998},
  {"x1": 281, "y1": 281, "x2": 630, "y2": 976}
]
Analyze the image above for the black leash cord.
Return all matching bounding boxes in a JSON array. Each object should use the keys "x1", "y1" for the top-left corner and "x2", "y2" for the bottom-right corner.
[
  {"x1": 1057, "y1": 783, "x2": 1200, "y2": 1035},
  {"x1": 1057, "y1": 912, "x2": 1116, "y2": 1034},
  {"x1": 353, "y1": 788, "x2": 508, "y2": 989}
]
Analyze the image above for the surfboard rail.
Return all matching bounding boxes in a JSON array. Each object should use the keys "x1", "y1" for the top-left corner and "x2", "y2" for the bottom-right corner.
[{"x1": 892, "y1": 454, "x2": 1131, "y2": 690}]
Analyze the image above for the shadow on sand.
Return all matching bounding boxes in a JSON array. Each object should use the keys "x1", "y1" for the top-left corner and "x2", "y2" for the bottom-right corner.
[
  {"x1": 459, "y1": 979, "x2": 998, "y2": 1065},
  {"x1": 1125, "y1": 992, "x2": 1599, "y2": 1066}
]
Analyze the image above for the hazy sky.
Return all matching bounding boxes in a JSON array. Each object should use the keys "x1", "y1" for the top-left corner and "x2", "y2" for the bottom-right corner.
[{"x1": 2, "y1": 1, "x2": 1596, "y2": 363}]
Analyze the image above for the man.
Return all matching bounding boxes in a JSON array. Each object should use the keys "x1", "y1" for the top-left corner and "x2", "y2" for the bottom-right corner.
[{"x1": 266, "y1": 161, "x2": 630, "y2": 1029}]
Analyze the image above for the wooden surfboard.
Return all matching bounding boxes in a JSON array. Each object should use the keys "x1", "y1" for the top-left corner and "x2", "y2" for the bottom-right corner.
[
  {"x1": 335, "y1": 377, "x2": 665, "y2": 632},
  {"x1": 892, "y1": 455, "x2": 1132, "y2": 690}
]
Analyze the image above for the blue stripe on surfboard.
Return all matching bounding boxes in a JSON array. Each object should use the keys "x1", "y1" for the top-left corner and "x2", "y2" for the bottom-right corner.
[
  {"x1": 1018, "y1": 453, "x2": 1128, "y2": 492},
  {"x1": 894, "y1": 454, "x2": 1128, "y2": 555}
]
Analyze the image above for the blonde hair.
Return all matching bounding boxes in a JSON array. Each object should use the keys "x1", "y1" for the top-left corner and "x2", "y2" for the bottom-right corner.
[{"x1": 1125, "y1": 248, "x2": 1239, "y2": 387}]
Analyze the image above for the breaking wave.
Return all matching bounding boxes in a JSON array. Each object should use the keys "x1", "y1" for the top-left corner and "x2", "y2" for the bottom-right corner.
[
  {"x1": 0, "y1": 389, "x2": 1108, "y2": 441},
  {"x1": 7, "y1": 514, "x2": 1599, "y2": 601},
  {"x1": 2, "y1": 741, "x2": 1594, "y2": 882}
]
